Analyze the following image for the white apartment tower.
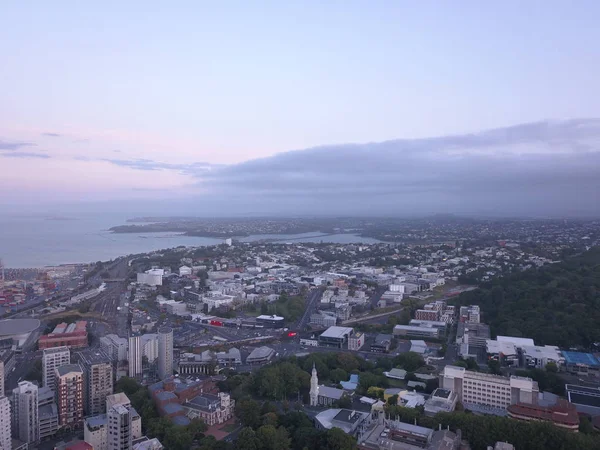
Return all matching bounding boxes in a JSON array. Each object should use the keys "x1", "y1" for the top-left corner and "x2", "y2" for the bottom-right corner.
[
  {"x1": 11, "y1": 381, "x2": 39, "y2": 445},
  {"x1": 128, "y1": 335, "x2": 142, "y2": 379},
  {"x1": 309, "y1": 364, "x2": 319, "y2": 407},
  {"x1": 440, "y1": 365, "x2": 539, "y2": 410},
  {"x1": 0, "y1": 396, "x2": 11, "y2": 450},
  {"x1": 107, "y1": 404, "x2": 133, "y2": 450},
  {"x1": 43, "y1": 346, "x2": 71, "y2": 391},
  {"x1": 157, "y1": 327, "x2": 173, "y2": 380}
]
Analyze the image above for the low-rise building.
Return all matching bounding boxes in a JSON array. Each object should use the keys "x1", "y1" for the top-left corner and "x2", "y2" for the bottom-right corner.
[
  {"x1": 246, "y1": 346, "x2": 275, "y2": 364},
  {"x1": 393, "y1": 325, "x2": 439, "y2": 339},
  {"x1": 183, "y1": 392, "x2": 234, "y2": 426},
  {"x1": 507, "y1": 399, "x2": 579, "y2": 431},
  {"x1": 348, "y1": 332, "x2": 365, "y2": 351},
  {"x1": 314, "y1": 409, "x2": 371, "y2": 437},
  {"x1": 318, "y1": 326, "x2": 354, "y2": 349},
  {"x1": 38, "y1": 321, "x2": 88, "y2": 350},
  {"x1": 424, "y1": 388, "x2": 458, "y2": 416},
  {"x1": 370, "y1": 334, "x2": 392, "y2": 353}
]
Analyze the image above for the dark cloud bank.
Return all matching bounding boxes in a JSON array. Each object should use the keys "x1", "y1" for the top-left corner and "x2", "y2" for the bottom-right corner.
[{"x1": 185, "y1": 119, "x2": 600, "y2": 217}]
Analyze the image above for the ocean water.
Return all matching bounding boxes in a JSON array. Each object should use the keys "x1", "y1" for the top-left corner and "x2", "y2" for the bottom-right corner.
[{"x1": 0, "y1": 214, "x2": 381, "y2": 268}]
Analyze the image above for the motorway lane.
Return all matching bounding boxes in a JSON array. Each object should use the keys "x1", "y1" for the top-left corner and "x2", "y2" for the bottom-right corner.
[{"x1": 296, "y1": 288, "x2": 323, "y2": 330}]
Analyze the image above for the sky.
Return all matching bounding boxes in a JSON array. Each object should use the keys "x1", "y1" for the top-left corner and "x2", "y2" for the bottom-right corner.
[{"x1": 1, "y1": 1, "x2": 599, "y2": 217}]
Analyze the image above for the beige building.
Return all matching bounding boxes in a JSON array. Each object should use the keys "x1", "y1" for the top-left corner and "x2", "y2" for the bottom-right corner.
[
  {"x1": 11, "y1": 381, "x2": 39, "y2": 445},
  {"x1": 0, "y1": 396, "x2": 11, "y2": 450},
  {"x1": 106, "y1": 393, "x2": 141, "y2": 440},
  {"x1": 78, "y1": 350, "x2": 114, "y2": 416},
  {"x1": 56, "y1": 364, "x2": 84, "y2": 429},
  {"x1": 440, "y1": 365, "x2": 538, "y2": 410},
  {"x1": 43, "y1": 346, "x2": 71, "y2": 391}
]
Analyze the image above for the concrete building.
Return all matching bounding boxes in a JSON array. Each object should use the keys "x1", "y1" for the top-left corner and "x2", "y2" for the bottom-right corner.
[
  {"x1": 314, "y1": 409, "x2": 370, "y2": 437},
  {"x1": 77, "y1": 350, "x2": 114, "y2": 416},
  {"x1": 107, "y1": 404, "x2": 134, "y2": 450},
  {"x1": 309, "y1": 312, "x2": 337, "y2": 328},
  {"x1": 246, "y1": 346, "x2": 275, "y2": 364},
  {"x1": 348, "y1": 332, "x2": 365, "y2": 351},
  {"x1": 38, "y1": 386, "x2": 59, "y2": 440},
  {"x1": 440, "y1": 366, "x2": 538, "y2": 412},
  {"x1": 0, "y1": 396, "x2": 11, "y2": 450},
  {"x1": 106, "y1": 393, "x2": 141, "y2": 440},
  {"x1": 56, "y1": 364, "x2": 84, "y2": 429},
  {"x1": 141, "y1": 334, "x2": 159, "y2": 363},
  {"x1": 43, "y1": 346, "x2": 71, "y2": 391},
  {"x1": 84, "y1": 415, "x2": 108, "y2": 450},
  {"x1": 507, "y1": 399, "x2": 579, "y2": 432},
  {"x1": 11, "y1": 381, "x2": 38, "y2": 445},
  {"x1": 424, "y1": 388, "x2": 458, "y2": 416},
  {"x1": 100, "y1": 335, "x2": 128, "y2": 363},
  {"x1": 415, "y1": 309, "x2": 440, "y2": 322},
  {"x1": 318, "y1": 326, "x2": 354, "y2": 349},
  {"x1": 136, "y1": 269, "x2": 163, "y2": 287},
  {"x1": 459, "y1": 305, "x2": 481, "y2": 323},
  {"x1": 393, "y1": 324, "x2": 439, "y2": 339},
  {"x1": 370, "y1": 334, "x2": 392, "y2": 353},
  {"x1": 128, "y1": 335, "x2": 142, "y2": 380},
  {"x1": 157, "y1": 327, "x2": 173, "y2": 380}
]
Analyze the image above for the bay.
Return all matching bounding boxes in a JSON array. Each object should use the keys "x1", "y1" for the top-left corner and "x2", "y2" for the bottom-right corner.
[{"x1": 0, "y1": 214, "x2": 381, "y2": 268}]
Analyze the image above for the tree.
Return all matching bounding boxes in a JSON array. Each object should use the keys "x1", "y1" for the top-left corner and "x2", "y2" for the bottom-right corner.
[
  {"x1": 336, "y1": 395, "x2": 352, "y2": 409},
  {"x1": 236, "y1": 427, "x2": 260, "y2": 450},
  {"x1": 545, "y1": 362, "x2": 558, "y2": 373},
  {"x1": 488, "y1": 359, "x2": 502, "y2": 375},
  {"x1": 393, "y1": 352, "x2": 425, "y2": 372},
  {"x1": 387, "y1": 394, "x2": 399, "y2": 406},
  {"x1": 236, "y1": 398, "x2": 262, "y2": 429},
  {"x1": 318, "y1": 427, "x2": 357, "y2": 450},
  {"x1": 330, "y1": 368, "x2": 349, "y2": 384},
  {"x1": 255, "y1": 425, "x2": 291, "y2": 450}
]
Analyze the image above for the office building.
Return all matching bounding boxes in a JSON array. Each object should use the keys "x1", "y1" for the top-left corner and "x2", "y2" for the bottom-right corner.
[
  {"x1": 100, "y1": 335, "x2": 128, "y2": 363},
  {"x1": 393, "y1": 324, "x2": 439, "y2": 339},
  {"x1": 459, "y1": 305, "x2": 481, "y2": 323},
  {"x1": 84, "y1": 415, "x2": 108, "y2": 450},
  {"x1": 56, "y1": 364, "x2": 84, "y2": 429},
  {"x1": 415, "y1": 309, "x2": 440, "y2": 322},
  {"x1": 370, "y1": 334, "x2": 392, "y2": 353},
  {"x1": 562, "y1": 351, "x2": 600, "y2": 377},
  {"x1": 43, "y1": 346, "x2": 71, "y2": 391},
  {"x1": 157, "y1": 327, "x2": 173, "y2": 380},
  {"x1": 318, "y1": 326, "x2": 354, "y2": 349},
  {"x1": 128, "y1": 335, "x2": 142, "y2": 379},
  {"x1": 0, "y1": 396, "x2": 10, "y2": 450},
  {"x1": 440, "y1": 366, "x2": 538, "y2": 412},
  {"x1": 11, "y1": 381, "x2": 39, "y2": 445},
  {"x1": 77, "y1": 350, "x2": 114, "y2": 416},
  {"x1": 107, "y1": 404, "x2": 133, "y2": 450}
]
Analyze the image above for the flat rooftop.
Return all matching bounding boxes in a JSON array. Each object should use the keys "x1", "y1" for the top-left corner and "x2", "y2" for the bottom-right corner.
[
  {"x1": 497, "y1": 335, "x2": 535, "y2": 347},
  {"x1": 320, "y1": 326, "x2": 354, "y2": 339},
  {"x1": 563, "y1": 351, "x2": 600, "y2": 368}
]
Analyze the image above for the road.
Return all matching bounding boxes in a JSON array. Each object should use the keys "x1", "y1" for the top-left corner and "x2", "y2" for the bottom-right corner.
[{"x1": 296, "y1": 288, "x2": 323, "y2": 330}]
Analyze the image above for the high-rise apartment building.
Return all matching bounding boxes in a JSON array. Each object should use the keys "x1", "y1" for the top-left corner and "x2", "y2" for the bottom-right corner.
[
  {"x1": 440, "y1": 365, "x2": 539, "y2": 410},
  {"x1": 84, "y1": 414, "x2": 108, "y2": 450},
  {"x1": 11, "y1": 381, "x2": 39, "y2": 445},
  {"x1": 157, "y1": 327, "x2": 173, "y2": 380},
  {"x1": 56, "y1": 364, "x2": 84, "y2": 429},
  {"x1": 38, "y1": 386, "x2": 59, "y2": 440},
  {"x1": 141, "y1": 334, "x2": 159, "y2": 363},
  {"x1": 0, "y1": 396, "x2": 11, "y2": 450},
  {"x1": 77, "y1": 350, "x2": 114, "y2": 416},
  {"x1": 128, "y1": 335, "x2": 142, "y2": 379},
  {"x1": 106, "y1": 393, "x2": 142, "y2": 441},
  {"x1": 100, "y1": 335, "x2": 128, "y2": 363},
  {"x1": 107, "y1": 404, "x2": 133, "y2": 450},
  {"x1": 43, "y1": 346, "x2": 71, "y2": 391}
]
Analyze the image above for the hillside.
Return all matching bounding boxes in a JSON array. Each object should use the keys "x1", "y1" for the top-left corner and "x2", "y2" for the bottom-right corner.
[{"x1": 454, "y1": 247, "x2": 600, "y2": 348}]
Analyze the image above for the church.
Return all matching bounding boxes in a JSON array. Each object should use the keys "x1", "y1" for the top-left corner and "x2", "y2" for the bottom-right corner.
[{"x1": 310, "y1": 364, "x2": 347, "y2": 407}]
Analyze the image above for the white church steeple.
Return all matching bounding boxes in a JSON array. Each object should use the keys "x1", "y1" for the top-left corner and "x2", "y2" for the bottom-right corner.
[{"x1": 309, "y1": 363, "x2": 319, "y2": 406}]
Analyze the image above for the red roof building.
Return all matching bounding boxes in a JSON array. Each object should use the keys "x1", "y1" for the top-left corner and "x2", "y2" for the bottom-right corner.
[
  {"x1": 38, "y1": 321, "x2": 88, "y2": 350},
  {"x1": 507, "y1": 399, "x2": 580, "y2": 431}
]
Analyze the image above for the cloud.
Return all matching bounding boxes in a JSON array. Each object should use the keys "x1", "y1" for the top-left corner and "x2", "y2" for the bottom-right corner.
[
  {"x1": 41, "y1": 132, "x2": 61, "y2": 137},
  {"x1": 0, "y1": 151, "x2": 50, "y2": 159},
  {"x1": 191, "y1": 118, "x2": 600, "y2": 216},
  {"x1": 0, "y1": 139, "x2": 36, "y2": 151},
  {"x1": 102, "y1": 158, "x2": 218, "y2": 176}
]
